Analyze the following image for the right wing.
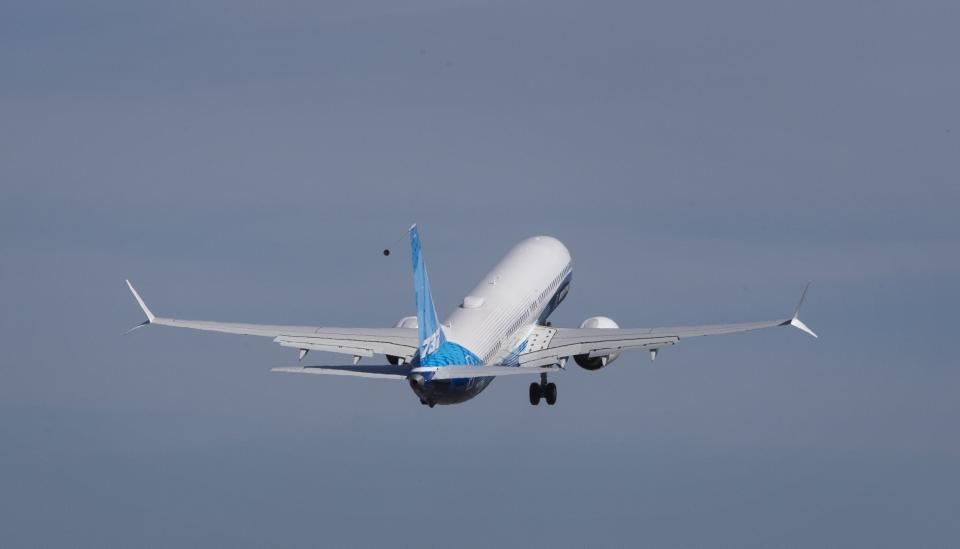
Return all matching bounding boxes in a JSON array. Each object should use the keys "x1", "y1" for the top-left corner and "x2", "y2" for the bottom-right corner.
[
  {"x1": 125, "y1": 280, "x2": 419, "y2": 362},
  {"x1": 519, "y1": 284, "x2": 817, "y2": 368}
]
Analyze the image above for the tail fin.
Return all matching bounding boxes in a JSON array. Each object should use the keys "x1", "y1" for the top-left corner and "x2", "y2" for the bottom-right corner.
[{"x1": 409, "y1": 224, "x2": 446, "y2": 359}]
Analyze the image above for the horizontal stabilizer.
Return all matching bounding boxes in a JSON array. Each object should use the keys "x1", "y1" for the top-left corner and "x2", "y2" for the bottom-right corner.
[
  {"x1": 412, "y1": 365, "x2": 559, "y2": 380},
  {"x1": 272, "y1": 364, "x2": 413, "y2": 380}
]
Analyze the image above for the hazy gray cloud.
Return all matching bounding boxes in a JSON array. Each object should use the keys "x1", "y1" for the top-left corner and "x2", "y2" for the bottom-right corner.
[{"x1": 1, "y1": 0, "x2": 958, "y2": 547}]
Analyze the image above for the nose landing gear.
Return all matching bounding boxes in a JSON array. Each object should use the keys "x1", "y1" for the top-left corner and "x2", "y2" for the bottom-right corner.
[{"x1": 529, "y1": 373, "x2": 557, "y2": 406}]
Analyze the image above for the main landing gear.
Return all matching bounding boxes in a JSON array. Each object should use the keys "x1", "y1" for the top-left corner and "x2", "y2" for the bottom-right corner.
[{"x1": 529, "y1": 373, "x2": 557, "y2": 406}]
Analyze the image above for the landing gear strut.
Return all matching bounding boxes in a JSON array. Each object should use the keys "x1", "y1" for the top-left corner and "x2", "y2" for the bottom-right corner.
[{"x1": 529, "y1": 373, "x2": 557, "y2": 406}]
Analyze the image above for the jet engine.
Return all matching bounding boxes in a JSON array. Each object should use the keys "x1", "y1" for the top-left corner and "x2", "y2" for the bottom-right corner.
[
  {"x1": 387, "y1": 316, "x2": 418, "y2": 365},
  {"x1": 573, "y1": 316, "x2": 620, "y2": 370}
]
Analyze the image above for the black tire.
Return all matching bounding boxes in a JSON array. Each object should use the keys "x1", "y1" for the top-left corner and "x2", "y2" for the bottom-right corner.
[
  {"x1": 428, "y1": 400, "x2": 436, "y2": 408},
  {"x1": 529, "y1": 382, "x2": 541, "y2": 405},
  {"x1": 545, "y1": 383, "x2": 557, "y2": 405}
]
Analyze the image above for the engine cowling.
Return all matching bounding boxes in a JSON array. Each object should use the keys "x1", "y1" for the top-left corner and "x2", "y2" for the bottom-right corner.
[
  {"x1": 573, "y1": 316, "x2": 620, "y2": 370},
  {"x1": 387, "y1": 316, "x2": 418, "y2": 365}
]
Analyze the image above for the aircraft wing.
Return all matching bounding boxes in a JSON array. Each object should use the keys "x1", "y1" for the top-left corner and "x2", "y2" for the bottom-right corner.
[
  {"x1": 519, "y1": 284, "x2": 817, "y2": 368},
  {"x1": 125, "y1": 281, "x2": 419, "y2": 362}
]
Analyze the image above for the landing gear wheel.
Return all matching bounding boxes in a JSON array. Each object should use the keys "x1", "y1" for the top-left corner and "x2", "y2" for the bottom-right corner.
[
  {"x1": 544, "y1": 383, "x2": 557, "y2": 405},
  {"x1": 529, "y1": 382, "x2": 542, "y2": 405},
  {"x1": 428, "y1": 400, "x2": 436, "y2": 408}
]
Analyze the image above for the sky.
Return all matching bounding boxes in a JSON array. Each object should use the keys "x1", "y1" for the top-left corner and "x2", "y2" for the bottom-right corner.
[{"x1": 1, "y1": 0, "x2": 959, "y2": 546}]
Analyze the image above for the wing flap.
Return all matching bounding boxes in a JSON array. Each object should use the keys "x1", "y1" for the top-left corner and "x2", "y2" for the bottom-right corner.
[
  {"x1": 518, "y1": 335, "x2": 678, "y2": 367},
  {"x1": 274, "y1": 334, "x2": 416, "y2": 358},
  {"x1": 275, "y1": 336, "x2": 382, "y2": 357}
]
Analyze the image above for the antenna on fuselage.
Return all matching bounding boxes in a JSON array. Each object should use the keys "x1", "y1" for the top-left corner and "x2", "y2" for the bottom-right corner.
[{"x1": 382, "y1": 224, "x2": 416, "y2": 257}]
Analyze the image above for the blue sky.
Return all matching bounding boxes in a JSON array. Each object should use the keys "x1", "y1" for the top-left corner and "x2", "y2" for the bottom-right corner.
[{"x1": 1, "y1": 1, "x2": 958, "y2": 547}]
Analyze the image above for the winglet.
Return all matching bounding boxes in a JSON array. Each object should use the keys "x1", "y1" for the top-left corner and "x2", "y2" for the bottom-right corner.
[
  {"x1": 792, "y1": 281, "x2": 811, "y2": 320},
  {"x1": 125, "y1": 279, "x2": 156, "y2": 323},
  {"x1": 788, "y1": 282, "x2": 817, "y2": 338}
]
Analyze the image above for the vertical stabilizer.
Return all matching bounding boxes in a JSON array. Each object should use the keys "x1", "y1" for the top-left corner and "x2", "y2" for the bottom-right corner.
[{"x1": 409, "y1": 225, "x2": 446, "y2": 360}]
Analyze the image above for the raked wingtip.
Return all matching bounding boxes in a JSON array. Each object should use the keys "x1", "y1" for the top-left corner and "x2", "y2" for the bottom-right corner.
[{"x1": 125, "y1": 279, "x2": 156, "y2": 322}]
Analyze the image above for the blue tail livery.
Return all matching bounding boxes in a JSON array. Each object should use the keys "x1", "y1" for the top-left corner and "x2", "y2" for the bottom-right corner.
[
  {"x1": 409, "y1": 224, "x2": 447, "y2": 360},
  {"x1": 408, "y1": 225, "x2": 483, "y2": 367}
]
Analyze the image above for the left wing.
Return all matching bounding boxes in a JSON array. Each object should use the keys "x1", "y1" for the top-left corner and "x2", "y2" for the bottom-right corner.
[
  {"x1": 125, "y1": 280, "x2": 419, "y2": 362},
  {"x1": 519, "y1": 284, "x2": 817, "y2": 368}
]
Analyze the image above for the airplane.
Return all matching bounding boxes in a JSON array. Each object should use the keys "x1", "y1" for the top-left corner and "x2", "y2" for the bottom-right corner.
[{"x1": 125, "y1": 224, "x2": 817, "y2": 408}]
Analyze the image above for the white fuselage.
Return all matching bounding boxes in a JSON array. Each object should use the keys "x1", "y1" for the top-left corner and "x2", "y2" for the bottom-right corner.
[{"x1": 411, "y1": 236, "x2": 572, "y2": 404}]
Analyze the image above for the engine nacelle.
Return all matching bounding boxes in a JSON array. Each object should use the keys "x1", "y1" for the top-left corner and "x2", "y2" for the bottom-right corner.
[
  {"x1": 387, "y1": 316, "x2": 418, "y2": 365},
  {"x1": 573, "y1": 316, "x2": 620, "y2": 370}
]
